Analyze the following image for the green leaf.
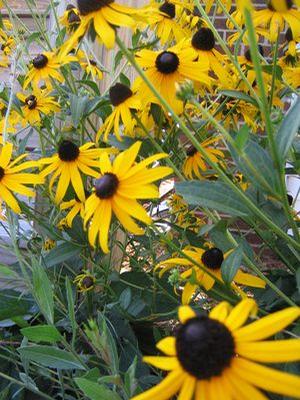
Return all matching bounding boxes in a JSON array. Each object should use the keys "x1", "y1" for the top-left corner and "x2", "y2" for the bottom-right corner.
[
  {"x1": 221, "y1": 246, "x2": 243, "y2": 284},
  {"x1": 21, "y1": 325, "x2": 62, "y2": 344},
  {"x1": 219, "y1": 90, "x2": 258, "y2": 107},
  {"x1": 18, "y1": 346, "x2": 85, "y2": 370},
  {"x1": 119, "y1": 288, "x2": 132, "y2": 310},
  {"x1": 276, "y1": 97, "x2": 300, "y2": 159},
  {"x1": 75, "y1": 378, "x2": 121, "y2": 400},
  {"x1": 234, "y1": 125, "x2": 249, "y2": 150},
  {"x1": 175, "y1": 181, "x2": 251, "y2": 217},
  {"x1": 0, "y1": 290, "x2": 31, "y2": 322},
  {"x1": 229, "y1": 139, "x2": 278, "y2": 193},
  {"x1": 65, "y1": 277, "x2": 77, "y2": 339},
  {"x1": 69, "y1": 94, "x2": 89, "y2": 127},
  {"x1": 32, "y1": 260, "x2": 54, "y2": 324},
  {"x1": 43, "y1": 242, "x2": 82, "y2": 268}
]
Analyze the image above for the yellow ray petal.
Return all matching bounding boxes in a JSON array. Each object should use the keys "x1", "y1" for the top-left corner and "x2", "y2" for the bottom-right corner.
[
  {"x1": 234, "y1": 307, "x2": 300, "y2": 342},
  {"x1": 233, "y1": 270, "x2": 266, "y2": 288},
  {"x1": 143, "y1": 356, "x2": 179, "y2": 371},
  {"x1": 98, "y1": 199, "x2": 112, "y2": 254},
  {"x1": 232, "y1": 357, "x2": 300, "y2": 399},
  {"x1": 178, "y1": 305, "x2": 196, "y2": 323},
  {"x1": 178, "y1": 375, "x2": 196, "y2": 400},
  {"x1": 131, "y1": 369, "x2": 185, "y2": 400},
  {"x1": 236, "y1": 339, "x2": 300, "y2": 363},
  {"x1": 225, "y1": 299, "x2": 257, "y2": 331},
  {"x1": 182, "y1": 281, "x2": 198, "y2": 305},
  {"x1": 209, "y1": 301, "x2": 232, "y2": 323},
  {"x1": 156, "y1": 337, "x2": 176, "y2": 356}
]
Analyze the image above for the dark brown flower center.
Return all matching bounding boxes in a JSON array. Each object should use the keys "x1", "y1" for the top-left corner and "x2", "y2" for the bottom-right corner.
[
  {"x1": 244, "y1": 45, "x2": 264, "y2": 62},
  {"x1": 159, "y1": 1, "x2": 176, "y2": 19},
  {"x1": 186, "y1": 145, "x2": 197, "y2": 157},
  {"x1": 201, "y1": 247, "x2": 224, "y2": 270},
  {"x1": 156, "y1": 51, "x2": 179, "y2": 74},
  {"x1": 89, "y1": 59, "x2": 97, "y2": 66},
  {"x1": 68, "y1": 9, "x2": 81, "y2": 24},
  {"x1": 285, "y1": 27, "x2": 293, "y2": 42},
  {"x1": 32, "y1": 54, "x2": 49, "y2": 69},
  {"x1": 0, "y1": 166, "x2": 5, "y2": 181},
  {"x1": 77, "y1": 0, "x2": 114, "y2": 15},
  {"x1": 192, "y1": 27, "x2": 215, "y2": 51},
  {"x1": 25, "y1": 95, "x2": 37, "y2": 110},
  {"x1": 66, "y1": 4, "x2": 76, "y2": 10},
  {"x1": 176, "y1": 316, "x2": 235, "y2": 379},
  {"x1": 95, "y1": 173, "x2": 119, "y2": 199},
  {"x1": 81, "y1": 276, "x2": 95, "y2": 288},
  {"x1": 109, "y1": 83, "x2": 133, "y2": 106},
  {"x1": 58, "y1": 140, "x2": 80, "y2": 162}
]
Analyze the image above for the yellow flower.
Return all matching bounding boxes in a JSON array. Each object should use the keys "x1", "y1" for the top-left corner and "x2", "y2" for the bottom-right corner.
[
  {"x1": 0, "y1": 143, "x2": 43, "y2": 213},
  {"x1": 84, "y1": 141, "x2": 173, "y2": 253},
  {"x1": 24, "y1": 51, "x2": 76, "y2": 89},
  {"x1": 253, "y1": 0, "x2": 300, "y2": 42},
  {"x1": 43, "y1": 238, "x2": 56, "y2": 251},
  {"x1": 188, "y1": 27, "x2": 232, "y2": 86},
  {"x1": 182, "y1": 137, "x2": 224, "y2": 179},
  {"x1": 97, "y1": 83, "x2": 142, "y2": 142},
  {"x1": 39, "y1": 141, "x2": 109, "y2": 204},
  {"x1": 60, "y1": 0, "x2": 146, "y2": 53},
  {"x1": 132, "y1": 300, "x2": 300, "y2": 400},
  {"x1": 60, "y1": 4, "x2": 81, "y2": 30},
  {"x1": 135, "y1": 42, "x2": 211, "y2": 113},
  {"x1": 76, "y1": 50, "x2": 103, "y2": 80},
  {"x1": 60, "y1": 195, "x2": 86, "y2": 227},
  {"x1": 147, "y1": 1, "x2": 189, "y2": 45},
  {"x1": 74, "y1": 272, "x2": 96, "y2": 292},
  {"x1": 17, "y1": 89, "x2": 60, "y2": 125},
  {"x1": 156, "y1": 246, "x2": 266, "y2": 304}
]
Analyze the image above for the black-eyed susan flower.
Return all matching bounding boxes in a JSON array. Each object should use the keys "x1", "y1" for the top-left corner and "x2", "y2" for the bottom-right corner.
[
  {"x1": 182, "y1": 137, "x2": 224, "y2": 179},
  {"x1": 39, "y1": 141, "x2": 109, "y2": 204},
  {"x1": 147, "y1": 1, "x2": 188, "y2": 45},
  {"x1": 76, "y1": 50, "x2": 103, "y2": 80},
  {"x1": 17, "y1": 90, "x2": 60, "y2": 125},
  {"x1": 84, "y1": 141, "x2": 173, "y2": 253},
  {"x1": 156, "y1": 246, "x2": 266, "y2": 304},
  {"x1": 74, "y1": 271, "x2": 96, "y2": 292},
  {"x1": 24, "y1": 51, "x2": 76, "y2": 89},
  {"x1": 60, "y1": 193, "x2": 86, "y2": 227},
  {"x1": 285, "y1": 27, "x2": 300, "y2": 56},
  {"x1": 253, "y1": 0, "x2": 300, "y2": 42},
  {"x1": 188, "y1": 27, "x2": 232, "y2": 85},
  {"x1": 60, "y1": 4, "x2": 81, "y2": 30},
  {"x1": 0, "y1": 143, "x2": 43, "y2": 213},
  {"x1": 135, "y1": 43, "x2": 211, "y2": 114},
  {"x1": 60, "y1": 0, "x2": 145, "y2": 53},
  {"x1": 132, "y1": 299, "x2": 300, "y2": 400},
  {"x1": 97, "y1": 83, "x2": 141, "y2": 142}
]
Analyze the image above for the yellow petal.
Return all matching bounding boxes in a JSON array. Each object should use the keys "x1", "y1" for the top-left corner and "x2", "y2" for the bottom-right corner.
[
  {"x1": 236, "y1": 339, "x2": 300, "y2": 363},
  {"x1": 209, "y1": 301, "x2": 232, "y2": 323},
  {"x1": 156, "y1": 337, "x2": 176, "y2": 356},
  {"x1": 143, "y1": 356, "x2": 179, "y2": 371},
  {"x1": 178, "y1": 375, "x2": 196, "y2": 400},
  {"x1": 232, "y1": 357, "x2": 300, "y2": 399},
  {"x1": 234, "y1": 307, "x2": 300, "y2": 342},
  {"x1": 182, "y1": 281, "x2": 197, "y2": 305},
  {"x1": 178, "y1": 305, "x2": 196, "y2": 323},
  {"x1": 131, "y1": 369, "x2": 185, "y2": 400},
  {"x1": 225, "y1": 299, "x2": 257, "y2": 331}
]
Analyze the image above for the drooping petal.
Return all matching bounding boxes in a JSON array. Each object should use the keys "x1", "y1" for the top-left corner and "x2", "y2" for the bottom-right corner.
[
  {"x1": 143, "y1": 356, "x2": 179, "y2": 371},
  {"x1": 209, "y1": 301, "x2": 232, "y2": 323},
  {"x1": 178, "y1": 375, "x2": 196, "y2": 400},
  {"x1": 178, "y1": 305, "x2": 196, "y2": 323}
]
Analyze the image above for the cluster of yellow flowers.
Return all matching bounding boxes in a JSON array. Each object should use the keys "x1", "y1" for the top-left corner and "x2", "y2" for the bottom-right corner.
[{"x1": 0, "y1": 1, "x2": 299, "y2": 398}]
